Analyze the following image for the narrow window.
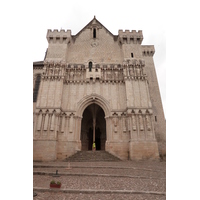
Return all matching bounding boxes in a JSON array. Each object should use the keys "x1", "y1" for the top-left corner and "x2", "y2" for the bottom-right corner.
[
  {"x1": 155, "y1": 116, "x2": 157, "y2": 122},
  {"x1": 95, "y1": 68, "x2": 98, "y2": 72},
  {"x1": 131, "y1": 53, "x2": 134, "y2": 58},
  {"x1": 89, "y1": 62, "x2": 92, "y2": 72},
  {"x1": 93, "y1": 28, "x2": 96, "y2": 38},
  {"x1": 33, "y1": 75, "x2": 41, "y2": 102}
]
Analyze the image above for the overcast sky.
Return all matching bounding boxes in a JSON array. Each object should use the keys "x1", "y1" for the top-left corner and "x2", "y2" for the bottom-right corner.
[{"x1": 32, "y1": 0, "x2": 166, "y2": 117}]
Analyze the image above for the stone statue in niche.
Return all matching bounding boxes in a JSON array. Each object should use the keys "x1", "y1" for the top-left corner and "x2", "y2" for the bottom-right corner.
[
  {"x1": 76, "y1": 69, "x2": 81, "y2": 80},
  {"x1": 123, "y1": 66, "x2": 127, "y2": 77},
  {"x1": 129, "y1": 67, "x2": 134, "y2": 77},
  {"x1": 119, "y1": 71, "x2": 123, "y2": 80},
  {"x1": 135, "y1": 66, "x2": 141, "y2": 77},
  {"x1": 101, "y1": 70, "x2": 104, "y2": 80},
  {"x1": 49, "y1": 67, "x2": 53, "y2": 75},
  {"x1": 107, "y1": 70, "x2": 111, "y2": 79},
  {"x1": 114, "y1": 70, "x2": 118, "y2": 80},
  {"x1": 69, "y1": 70, "x2": 74, "y2": 80},
  {"x1": 54, "y1": 67, "x2": 58, "y2": 76}
]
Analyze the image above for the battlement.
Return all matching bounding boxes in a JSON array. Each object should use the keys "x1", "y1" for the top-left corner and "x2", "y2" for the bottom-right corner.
[
  {"x1": 141, "y1": 45, "x2": 155, "y2": 56},
  {"x1": 46, "y1": 29, "x2": 71, "y2": 43},
  {"x1": 118, "y1": 30, "x2": 143, "y2": 44}
]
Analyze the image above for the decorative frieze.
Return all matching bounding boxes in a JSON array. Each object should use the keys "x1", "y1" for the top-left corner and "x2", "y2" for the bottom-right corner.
[
  {"x1": 123, "y1": 58, "x2": 147, "y2": 80},
  {"x1": 64, "y1": 63, "x2": 124, "y2": 84},
  {"x1": 41, "y1": 60, "x2": 149, "y2": 83},
  {"x1": 42, "y1": 61, "x2": 65, "y2": 81}
]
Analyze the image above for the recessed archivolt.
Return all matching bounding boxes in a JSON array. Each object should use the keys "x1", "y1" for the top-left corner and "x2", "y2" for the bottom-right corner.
[{"x1": 76, "y1": 94, "x2": 111, "y2": 117}]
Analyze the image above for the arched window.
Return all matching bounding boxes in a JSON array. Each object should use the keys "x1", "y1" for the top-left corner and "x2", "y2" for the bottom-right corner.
[
  {"x1": 93, "y1": 28, "x2": 96, "y2": 39},
  {"x1": 89, "y1": 62, "x2": 92, "y2": 72},
  {"x1": 33, "y1": 74, "x2": 41, "y2": 102}
]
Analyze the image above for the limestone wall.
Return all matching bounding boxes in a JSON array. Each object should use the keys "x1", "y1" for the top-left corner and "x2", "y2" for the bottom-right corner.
[
  {"x1": 33, "y1": 18, "x2": 165, "y2": 161},
  {"x1": 33, "y1": 140, "x2": 57, "y2": 161},
  {"x1": 66, "y1": 28, "x2": 123, "y2": 64},
  {"x1": 62, "y1": 82, "x2": 127, "y2": 111},
  {"x1": 142, "y1": 53, "x2": 166, "y2": 155}
]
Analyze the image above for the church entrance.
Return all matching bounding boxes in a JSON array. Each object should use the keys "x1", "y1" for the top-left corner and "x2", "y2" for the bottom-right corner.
[{"x1": 81, "y1": 104, "x2": 106, "y2": 151}]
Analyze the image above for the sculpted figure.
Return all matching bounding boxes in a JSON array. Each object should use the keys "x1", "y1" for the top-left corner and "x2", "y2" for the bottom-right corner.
[
  {"x1": 54, "y1": 67, "x2": 58, "y2": 76},
  {"x1": 123, "y1": 65, "x2": 127, "y2": 77},
  {"x1": 69, "y1": 70, "x2": 74, "y2": 80},
  {"x1": 129, "y1": 67, "x2": 134, "y2": 76},
  {"x1": 114, "y1": 70, "x2": 118, "y2": 80},
  {"x1": 49, "y1": 67, "x2": 53, "y2": 75},
  {"x1": 77, "y1": 70, "x2": 81, "y2": 80},
  {"x1": 135, "y1": 66, "x2": 141, "y2": 77}
]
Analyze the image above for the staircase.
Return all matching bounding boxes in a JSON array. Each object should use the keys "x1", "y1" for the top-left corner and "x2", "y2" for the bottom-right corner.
[{"x1": 65, "y1": 151, "x2": 121, "y2": 162}]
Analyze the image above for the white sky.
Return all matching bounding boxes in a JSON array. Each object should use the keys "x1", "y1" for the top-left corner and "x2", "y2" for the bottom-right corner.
[{"x1": 32, "y1": 0, "x2": 166, "y2": 118}]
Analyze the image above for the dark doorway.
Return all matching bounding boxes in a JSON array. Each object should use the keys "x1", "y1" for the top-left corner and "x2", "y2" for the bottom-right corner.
[
  {"x1": 95, "y1": 127, "x2": 101, "y2": 150},
  {"x1": 88, "y1": 128, "x2": 93, "y2": 150},
  {"x1": 81, "y1": 104, "x2": 106, "y2": 151}
]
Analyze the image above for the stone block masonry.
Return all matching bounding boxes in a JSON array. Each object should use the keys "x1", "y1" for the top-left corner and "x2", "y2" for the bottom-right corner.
[{"x1": 33, "y1": 17, "x2": 165, "y2": 161}]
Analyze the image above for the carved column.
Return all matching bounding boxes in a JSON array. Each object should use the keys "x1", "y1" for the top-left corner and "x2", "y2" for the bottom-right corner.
[
  {"x1": 146, "y1": 114, "x2": 151, "y2": 131},
  {"x1": 139, "y1": 114, "x2": 144, "y2": 131},
  {"x1": 61, "y1": 114, "x2": 65, "y2": 133},
  {"x1": 123, "y1": 117, "x2": 126, "y2": 132},
  {"x1": 50, "y1": 112, "x2": 55, "y2": 131},
  {"x1": 65, "y1": 115, "x2": 69, "y2": 137},
  {"x1": 37, "y1": 112, "x2": 42, "y2": 131},
  {"x1": 131, "y1": 114, "x2": 137, "y2": 140},
  {"x1": 43, "y1": 112, "x2": 49, "y2": 131},
  {"x1": 69, "y1": 114, "x2": 74, "y2": 133},
  {"x1": 55, "y1": 113, "x2": 60, "y2": 139}
]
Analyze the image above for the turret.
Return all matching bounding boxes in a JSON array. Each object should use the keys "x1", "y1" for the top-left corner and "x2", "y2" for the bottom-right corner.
[
  {"x1": 118, "y1": 30, "x2": 143, "y2": 44},
  {"x1": 46, "y1": 29, "x2": 72, "y2": 44},
  {"x1": 142, "y1": 45, "x2": 155, "y2": 57}
]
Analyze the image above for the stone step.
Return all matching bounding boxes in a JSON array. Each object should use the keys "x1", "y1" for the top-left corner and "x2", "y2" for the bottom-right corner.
[{"x1": 65, "y1": 151, "x2": 121, "y2": 162}]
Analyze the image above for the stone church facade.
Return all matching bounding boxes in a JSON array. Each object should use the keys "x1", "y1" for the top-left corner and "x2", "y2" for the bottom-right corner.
[{"x1": 33, "y1": 17, "x2": 166, "y2": 161}]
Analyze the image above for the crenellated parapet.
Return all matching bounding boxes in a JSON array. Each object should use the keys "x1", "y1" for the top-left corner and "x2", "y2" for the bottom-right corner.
[
  {"x1": 141, "y1": 45, "x2": 155, "y2": 56},
  {"x1": 122, "y1": 58, "x2": 147, "y2": 80},
  {"x1": 118, "y1": 30, "x2": 143, "y2": 44},
  {"x1": 46, "y1": 29, "x2": 72, "y2": 44}
]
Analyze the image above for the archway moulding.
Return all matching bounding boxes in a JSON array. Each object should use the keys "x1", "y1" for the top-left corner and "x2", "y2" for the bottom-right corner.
[{"x1": 76, "y1": 93, "x2": 111, "y2": 118}]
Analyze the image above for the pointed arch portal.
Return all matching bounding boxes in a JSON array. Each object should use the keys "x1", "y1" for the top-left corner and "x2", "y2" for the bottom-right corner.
[{"x1": 81, "y1": 104, "x2": 106, "y2": 150}]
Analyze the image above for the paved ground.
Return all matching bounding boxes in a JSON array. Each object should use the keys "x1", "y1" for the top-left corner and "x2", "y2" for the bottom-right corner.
[{"x1": 33, "y1": 160, "x2": 166, "y2": 200}]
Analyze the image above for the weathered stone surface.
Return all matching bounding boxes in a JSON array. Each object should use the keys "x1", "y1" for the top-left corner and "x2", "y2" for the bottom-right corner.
[{"x1": 33, "y1": 17, "x2": 165, "y2": 161}]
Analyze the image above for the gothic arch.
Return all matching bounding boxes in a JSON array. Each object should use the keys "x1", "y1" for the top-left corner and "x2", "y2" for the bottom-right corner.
[{"x1": 76, "y1": 94, "x2": 111, "y2": 118}]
